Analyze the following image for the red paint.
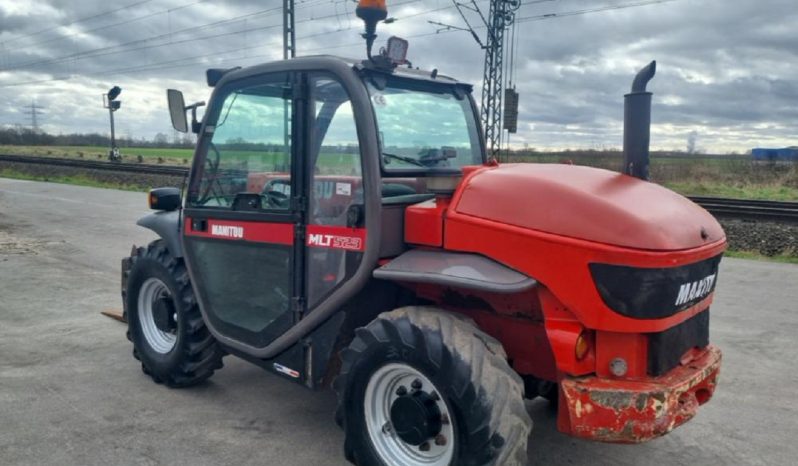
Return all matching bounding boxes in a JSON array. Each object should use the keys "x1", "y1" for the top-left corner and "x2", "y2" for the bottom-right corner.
[
  {"x1": 538, "y1": 288, "x2": 595, "y2": 377},
  {"x1": 454, "y1": 163, "x2": 724, "y2": 250},
  {"x1": 408, "y1": 282, "x2": 557, "y2": 381},
  {"x1": 558, "y1": 345, "x2": 721, "y2": 443},
  {"x1": 443, "y1": 211, "x2": 724, "y2": 333},
  {"x1": 184, "y1": 217, "x2": 293, "y2": 245},
  {"x1": 306, "y1": 225, "x2": 367, "y2": 252},
  {"x1": 404, "y1": 197, "x2": 450, "y2": 247},
  {"x1": 595, "y1": 331, "x2": 648, "y2": 379},
  {"x1": 387, "y1": 162, "x2": 728, "y2": 444}
]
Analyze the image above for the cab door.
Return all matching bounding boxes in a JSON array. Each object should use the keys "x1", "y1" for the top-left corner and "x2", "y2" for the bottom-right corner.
[{"x1": 182, "y1": 72, "x2": 308, "y2": 350}]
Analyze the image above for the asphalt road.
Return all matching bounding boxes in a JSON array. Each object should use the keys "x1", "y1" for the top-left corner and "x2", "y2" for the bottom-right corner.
[{"x1": 1, "y1": 178, "x2": 796, "y2": 466}]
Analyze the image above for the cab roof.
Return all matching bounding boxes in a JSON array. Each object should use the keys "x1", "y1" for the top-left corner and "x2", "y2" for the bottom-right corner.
[{"x1": 207, "y1": 55, "x2": 466, "y2": 89}]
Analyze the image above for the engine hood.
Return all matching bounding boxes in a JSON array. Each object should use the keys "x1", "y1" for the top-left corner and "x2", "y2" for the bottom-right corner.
[{"x1": 453, "y1": 164, "x2": 725, "y2": 251}]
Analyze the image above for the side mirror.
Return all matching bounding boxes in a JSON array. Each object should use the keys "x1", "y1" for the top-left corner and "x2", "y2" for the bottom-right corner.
[
  {"x1": 149, "y1": 187, "x2": 181, "y2": 211},
  {"x1": 167, "y1": 89, "x2": 188, "y2": 133}
]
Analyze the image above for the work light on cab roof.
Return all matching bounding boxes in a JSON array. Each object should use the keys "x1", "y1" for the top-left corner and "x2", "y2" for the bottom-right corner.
[{"x1": 355, "y1": 0, "x2": 409, "y2": 67}]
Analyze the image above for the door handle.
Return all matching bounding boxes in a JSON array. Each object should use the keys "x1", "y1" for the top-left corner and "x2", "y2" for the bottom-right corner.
[{"x1": 192, "y1": 219, "x2": 208, "y2": 232}]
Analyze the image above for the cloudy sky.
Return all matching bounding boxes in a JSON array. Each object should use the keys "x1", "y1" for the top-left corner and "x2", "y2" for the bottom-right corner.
[{"x1": 0, "y1": 0, "x2": 795, "y2": 153}]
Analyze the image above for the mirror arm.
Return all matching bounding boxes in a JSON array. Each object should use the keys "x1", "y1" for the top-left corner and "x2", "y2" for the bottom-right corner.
[{"x1": 185, "y1": 101, "x2": 206, "y2": 134}]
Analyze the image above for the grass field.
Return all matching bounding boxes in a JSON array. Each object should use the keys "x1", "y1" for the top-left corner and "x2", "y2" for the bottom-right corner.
[
  {"x1": 508, "y1": 151, "x2": 798, "y2": 201},
  {"x1": 2, "y1": 145, "x2": 797, "y2": 200},
  {"x1": 725, "y1": 250, "x2": 798, "y2": 265},
  {"x1": 0, "y1": 167, "x2": 147, "y2": 191}
]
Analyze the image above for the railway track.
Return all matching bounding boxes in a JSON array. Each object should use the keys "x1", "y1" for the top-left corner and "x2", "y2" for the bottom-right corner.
[
  {"x1": 688, "y1": 196, "x2": 798, "y2": 224},
  {"x1": 0, "y1": 154, "x2": 188, "y2": 176},
  {"x1": 2, "y1": 154, "x2": 797, "y2": 223}
]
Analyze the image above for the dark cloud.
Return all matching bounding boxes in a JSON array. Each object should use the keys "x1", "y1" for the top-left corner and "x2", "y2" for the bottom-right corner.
[{"x1": 0, "y1": 0, "x2": 795, "y2": 152}]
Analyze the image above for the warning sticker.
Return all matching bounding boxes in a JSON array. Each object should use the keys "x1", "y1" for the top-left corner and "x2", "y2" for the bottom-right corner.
[
  {"x1": 335, "y1": 182, "x2": 352, "y2": 196},
  {"x1": 273, "y1": 363, "x2": 300, "y2": 379}
]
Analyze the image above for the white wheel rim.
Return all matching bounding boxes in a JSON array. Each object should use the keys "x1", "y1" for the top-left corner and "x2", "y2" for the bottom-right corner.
[
  {"x1": 364, "y1": 363, "x2": 455, "y2": 466},
  {"x1": 137, "y1": 277, "x2": 177, "y2": 354}
]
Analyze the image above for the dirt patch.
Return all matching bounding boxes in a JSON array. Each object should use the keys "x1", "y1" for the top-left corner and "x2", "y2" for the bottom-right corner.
[{"x1": 0, "y1": 229, "x2": 43, "y2": 255}]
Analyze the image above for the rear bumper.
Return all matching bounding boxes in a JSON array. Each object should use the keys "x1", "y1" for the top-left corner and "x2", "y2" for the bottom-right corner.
[{"x1": 558, "y1": 345, "x2": 721, "y2": 443}]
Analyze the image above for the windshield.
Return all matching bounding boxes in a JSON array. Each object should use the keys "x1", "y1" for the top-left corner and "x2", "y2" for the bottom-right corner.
[{"x1": 367, "y1": 80, "x2": 483, "y2": 171}]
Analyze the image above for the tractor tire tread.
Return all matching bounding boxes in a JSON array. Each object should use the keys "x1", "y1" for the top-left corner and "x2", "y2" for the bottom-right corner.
[
  {"x1": 126, "y1": 239, "x2": 224, "y2": 388},
  {"x1": 334, "y1": 305, "x2": 531, "y2": 466}
]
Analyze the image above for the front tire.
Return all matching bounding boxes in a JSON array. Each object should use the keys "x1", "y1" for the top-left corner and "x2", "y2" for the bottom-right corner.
[
  {"x1": 125, "y1": 240, "x2": 224, "y2": 387},
  {"x1": 335, "y1": 306, "x2": 532, "y2": 466}
]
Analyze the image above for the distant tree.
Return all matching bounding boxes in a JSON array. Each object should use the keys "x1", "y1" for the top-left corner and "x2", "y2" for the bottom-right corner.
[
  {"x1": 687, "y1": 131, "x2": 698, "y2": 154},
  {"x1": 153, "y1": 133, "x2": 169, "y2": 146}
]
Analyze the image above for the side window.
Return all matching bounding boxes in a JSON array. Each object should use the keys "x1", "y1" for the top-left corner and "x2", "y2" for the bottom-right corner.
[
  {"x1": 307, "y1": 77, "x2": 363, "y2": 308},
  {"x1": 188, "y1": 78, "x2": 292, "y2": 210},
  {"x1": 310, "y1": 78, "x2": 361, "y2": 224}
]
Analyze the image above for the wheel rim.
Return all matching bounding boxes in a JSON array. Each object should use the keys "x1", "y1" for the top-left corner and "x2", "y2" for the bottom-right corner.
[
  {"x1": 364, "y1": 363, "x2": 455, "y2": 466},
  {"x1": 137, "y1": 278, "x2": 177, "y2": 354}
]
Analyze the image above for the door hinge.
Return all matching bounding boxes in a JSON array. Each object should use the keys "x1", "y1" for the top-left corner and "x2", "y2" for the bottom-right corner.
[{"x1": 291, "y1": 297, "x2": 306, "y2": 318}]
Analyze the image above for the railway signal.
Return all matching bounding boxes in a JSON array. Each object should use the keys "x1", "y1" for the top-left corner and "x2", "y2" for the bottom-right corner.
[{"x1": 103, "y1": 85, "x2": 122, "y2": 162}]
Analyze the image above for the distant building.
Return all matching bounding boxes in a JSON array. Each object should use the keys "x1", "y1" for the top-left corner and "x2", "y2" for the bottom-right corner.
[{"x1": 752, "y1": 147, "x2": 798, "y2": 161}]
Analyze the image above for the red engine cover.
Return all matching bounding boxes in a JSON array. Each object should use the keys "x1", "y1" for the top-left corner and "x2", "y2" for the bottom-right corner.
[{"x1": 454, "y1": 164, "x2": 723, "y2": 251}]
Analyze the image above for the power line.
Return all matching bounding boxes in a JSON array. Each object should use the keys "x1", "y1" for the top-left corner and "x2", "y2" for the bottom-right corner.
[
  {"x1": 6, "y1": 1, "x2": 206, "y2": 52},
  {"x1": 0, "y1": 0, "x2": 154, "y2": 46},
  {"x1": 0, "y1": 0, "x2": 678, "y2": 89},
  {"x1": 0, "y1": 0, "x2": 357, "y2": 73},
  {"x1": 0, "y1": 2, "x2": 442, "y2": 89},
  {"x1": 22, "y1": 102, "x2": 45, "y2": 132},
  {"x1": 516, "y1": 0, "x2": 679, "y2": 23}
]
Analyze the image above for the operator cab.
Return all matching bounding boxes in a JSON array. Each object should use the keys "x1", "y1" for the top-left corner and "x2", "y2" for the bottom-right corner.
[{"x1": 164, "y1": 54, "x2": 485, "y2": 359}]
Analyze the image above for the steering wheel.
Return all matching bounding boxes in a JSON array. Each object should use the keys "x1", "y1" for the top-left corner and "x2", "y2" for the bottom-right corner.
[
  {"x1": 263, "y1": 190, "x2": 290, "y2": 209},
  {"x1": 261, "y1": 179, "x2": 291, "y2": 209}
]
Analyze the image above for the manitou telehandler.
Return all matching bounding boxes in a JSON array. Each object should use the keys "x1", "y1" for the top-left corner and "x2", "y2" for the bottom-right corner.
[{"x1": 121, "y1": 1, "x2": 724, "y2": 464}]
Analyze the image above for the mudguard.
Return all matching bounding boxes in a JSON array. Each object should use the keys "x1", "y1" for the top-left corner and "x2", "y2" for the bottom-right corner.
[
  {"x1": 373, "y1": 249, "x2": 536, "y2": 293},
  {"x1": 137, "y1": 210, "x2": 183, "y2": 258}
]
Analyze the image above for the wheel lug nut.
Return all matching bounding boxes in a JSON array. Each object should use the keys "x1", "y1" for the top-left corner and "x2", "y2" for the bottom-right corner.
[
  {"x1": 419, "y1": 441, "x2": 431, "y2": 452},
  {"x1": 441, "y1": 413, "x2": 450, "y2": 425},
  {"x1": 435, "y1": 434, "x2": 447, "y2": 446},
  {"x1": 411, "y1": 379, "x2": 422, "y2": 390},
  {"x1": 430, "y1": 391, "x2": 440, "y2": 401},
  {"x1": 382, "y1": 422, "x2": 393, "y2": 434},
  {"x1": 395, "y1": 386, "x2": 407, "y2": 396}
]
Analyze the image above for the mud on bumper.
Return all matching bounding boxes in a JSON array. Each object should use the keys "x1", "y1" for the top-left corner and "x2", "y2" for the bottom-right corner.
[{"x1": 558, "y1": 345, "x2": 722, "y2": 443}]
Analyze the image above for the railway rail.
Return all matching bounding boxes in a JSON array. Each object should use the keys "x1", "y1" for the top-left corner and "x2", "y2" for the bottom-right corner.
[
  {"x1": 688, "y1": 196, "x2": 798, "y2": 224},
  {"x1": 0, "y1": 154, "x2": 188, "y2": 177},
  {"x1": 2, "y1": 154, "x2": 797, "y2": 223}
]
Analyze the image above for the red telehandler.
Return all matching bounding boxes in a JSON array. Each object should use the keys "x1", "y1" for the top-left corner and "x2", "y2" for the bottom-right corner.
[{"x1": 121, "y1": 1, "x2": 724, "y2": 464}]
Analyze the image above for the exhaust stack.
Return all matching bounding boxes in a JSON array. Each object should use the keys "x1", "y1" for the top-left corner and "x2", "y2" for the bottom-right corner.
[{"x1": 623, "y1": 60, "x2": 656, "y2": 180}]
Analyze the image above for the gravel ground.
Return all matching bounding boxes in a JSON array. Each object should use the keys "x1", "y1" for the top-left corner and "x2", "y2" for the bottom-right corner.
[{"x1": 719, "y1": 218, "x2": 798, "y2": 257}]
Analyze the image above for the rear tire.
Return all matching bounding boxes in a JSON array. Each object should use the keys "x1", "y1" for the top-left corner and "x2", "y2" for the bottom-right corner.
[
  {"x1": 334, "y1": 306, "x2": 532, "y2": 466},
  {"x1": 125, "y1": 240, "x2": 224, "y2": 387}
]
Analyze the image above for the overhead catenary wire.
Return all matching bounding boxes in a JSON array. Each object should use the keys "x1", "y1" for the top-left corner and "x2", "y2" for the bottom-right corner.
[
  {"x1": 0, "y1": 0, "x2": 155, "y2": 46},
  {"x1": 0, "y1": 0, "x2": 423, "y2": 74},
  {"x1": 0, "y1": 0, "x2": 680, "y2": 89}
]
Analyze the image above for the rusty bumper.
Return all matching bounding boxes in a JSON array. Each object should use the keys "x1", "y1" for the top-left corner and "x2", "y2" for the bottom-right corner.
[{"x1": 558, "y1": 345, "x2": 722, "y2": 443}]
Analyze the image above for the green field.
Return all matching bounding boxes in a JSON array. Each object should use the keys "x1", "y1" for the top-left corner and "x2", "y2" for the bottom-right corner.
[
  {"x1": 2, "y1": 145, "x2": 798, "y2": 200},
  {"x1": 0, "y1": 167, "x2": 147, "y2": 191},
  {"x1": 508, "y1": 151, "x2": 798, "y2": 201}
]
